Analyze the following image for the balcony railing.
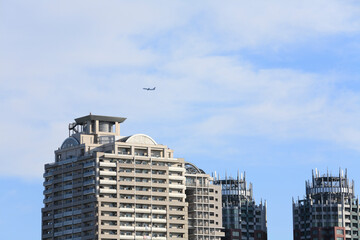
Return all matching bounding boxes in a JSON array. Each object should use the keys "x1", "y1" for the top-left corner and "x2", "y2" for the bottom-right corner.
[
  {"x1": 84, "y1": 189, "x2": 96, "y2": 195},
  {"x1": 84, "y1": 171, "x2": 95, "y2": 177}
]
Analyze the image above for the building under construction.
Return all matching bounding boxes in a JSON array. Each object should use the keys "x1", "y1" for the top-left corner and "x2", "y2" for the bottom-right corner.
[
  {"x1": 293, "y1": 169, "x2": 360, "y2": 240},
  {"x1": 213, "y1": 172, "x2": 267, "y2": 240}
]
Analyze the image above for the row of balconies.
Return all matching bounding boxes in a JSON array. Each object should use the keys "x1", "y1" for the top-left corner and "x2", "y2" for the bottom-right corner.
[
  {"x1": 99, "y1": 171, "x2": 185, "y2": 180},
  {"x1": 116, "y1": 208, "x2": 167, "y2": 214},
  {"x1": 113, "y1": 189, "x2": 183, "y2": 195},
  {"x1": 44, "y1": 173, "x2": 93, "y2": 187},
  {"x1": 118, "y1": 217, "x2": 167, "y2": 223},
  {"x1": 84, "y1": 170, "x2": 96, "y2": 177},
  {"x1": 44, "y1": 188, "x2": 95, "y2": 202},
  {"x1": 115, "y1": 180, "x2": 183, "y2": 187},
  {"x1": 54, "y1": 209, "x2": 82, "y2": 219},
  {"x1": 99, "y1": 214, "x2": 186, "y2": 222},
  {"x1": 54, "y1": 219, "x2": 82, "y2": 227},
  {"x1": 118, "y1": 236, "x2": 166, "y2": 240},
  {"x1": 99, "y1": 162, "x2": 183, "y2": 171},
  {"x1": 53, "y1": 228, "x2": 82, "y2": 237},
  {"x1": 102, "y1": 226, "x2": 168, "y2": 232}
]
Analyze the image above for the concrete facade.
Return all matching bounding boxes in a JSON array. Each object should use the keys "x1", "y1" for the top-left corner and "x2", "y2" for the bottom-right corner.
[{"x1": 293, "y1": 169, "x2": 360, "y2": 240}]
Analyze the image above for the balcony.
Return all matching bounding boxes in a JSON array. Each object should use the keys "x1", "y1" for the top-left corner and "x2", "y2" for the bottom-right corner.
[
  {"x1": 135, "y1": 227, "x2": 150, "y2": 231},
  {"x1": 43, "y1": 172, "x2": 53, "y2": 177},
  {"x1": 169, "y1": 184, "x2": 185, "y2": 189},
  {"x1": 169, "y1": 193, "x2": 186, "y2": 198},
  {"x1": 63, "y1": 220, "x2": 73, "y2": 226},
  {"x1": 169, "y1": 175, "x2": 185, "y2": 181},
  {"x1": 135, "y1": 208, "x2": 151, "y2": 214},
  {"x1": 60, "y1": 157, "x2": 77, "y2": 165},
  {"x1": 152, "y1": 209, "x2": 166, "y2": 214},
  {"x1": 54, "y1": 222, "x2": 62, "y2": 228},
  {"x1": 152, "y1": 218, "x2": 167, "y2": 223},
  {"x1": 63, "y1": 176, "x2": 73, "y2": 181},
  {"x1": 43, "y1": 189, "x2": 53, "y2": 194},
  {"x1": 169, "y1": 167, "x2": 184, "y2": 172},
  {"x1": 100, "y1": 189, "x2": 117, "y2": 194},
  {"x1": 84, "y1": 179, "x2": 96, "y2": 186},
  {"x1": 84, "y1": 189, "x2": 96, "y2": 195},
  {"x1": 43, "y1": 197, "x2": 53, "y2": 204},
  {"x1": 100, "y1": 162, "x2": 116, "y2": 167},
  {"x1": 73, "y1": 227, "x2": 82, "y2": 233},
  {"x1": 63, "y1": 229, "x2": 72, "y2": 235},
  {"x1": 119, "y1": 226, "x2": 135, "y2": 231},
  {"x1": 63, "y1": 193, "x2": 73, "y2": 199},
  {"x1": 152, "y1": 227, "x2": 167, "y2": 232},
  {"x1": 84, "y1": 162, "x2": 95, "y2": 168},
  {"x1": 62, "y1": 211, "x2": 72, "y2": 217},
  {"x1": 135, "y1": 236, "x2": 150, "y2": 240},
  {"x1": 63, "y1": 184, "x2": 73, "y2": 190},
  {"x1": 44, "y1": 180, "x2": 53, "y2": 186},
  {"x1": 119, "y1": 236, "x2": 135, "y2": 240},
  {"x1": 100, "y1": 171, "x2": 117, "y2": 176},
  {"x1": 54, "y1": 231, "x2": 63, "y2": 237},
  {"x1": 119, "y1": 208, "x2": 135, "y2": 213},
  {"x1": 73, "y1": 209, "x2": 82, "y2": 215},
  {"x1": 118, "y1": 148, "x2": 131, "y2": 155},
  {"x1": 84, "y1": 171, "x2": 95, "y2": 177},
  {"x1": 119, "y1": 217, "x2": 135, "y2": 222},
  {"x1": 100, "y1": 179, "x2": 117, "y2": 185}
]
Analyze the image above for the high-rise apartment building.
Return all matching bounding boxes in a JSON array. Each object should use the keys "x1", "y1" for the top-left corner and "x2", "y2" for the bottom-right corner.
[
  {"x1": 293, "y1": 169, "x2": 360, "y2": 240},
  {"x1": 185, "y1": 162, "x2": 225, "y2": 240},
  {"x1": 214, "y1": 173, "x2": 267, "y2": 240},
  {"x1": 42, "y1": 114, "x2": 224, "y2": 240},
  {"x1": 42, "y1": 114, "x2": 189, "y2": 240}
]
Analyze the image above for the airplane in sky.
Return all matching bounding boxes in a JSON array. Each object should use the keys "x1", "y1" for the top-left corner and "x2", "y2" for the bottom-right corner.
[{"x1": 143, "y1": 87, "x2": 156, "y2": 91}]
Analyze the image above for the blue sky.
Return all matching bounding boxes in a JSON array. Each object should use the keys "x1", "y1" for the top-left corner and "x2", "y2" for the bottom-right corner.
[{"x1": 1, "y1": 0, "x2": 360, "y2": 239}]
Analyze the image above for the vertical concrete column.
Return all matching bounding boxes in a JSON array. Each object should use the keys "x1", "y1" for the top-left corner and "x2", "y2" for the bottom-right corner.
[
  {"x1": 115, "y1": 122, "x2": 120, "y2": 135},
  {"x1": 95, "y1": 120, "x2": 99, "y2": 134},
  {"x1": 87, "y1": 121, "x2": 92, "y2": 133}
]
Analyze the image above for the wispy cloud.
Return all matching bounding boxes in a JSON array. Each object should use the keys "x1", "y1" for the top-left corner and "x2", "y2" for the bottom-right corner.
[{"x1": 1, "y1": 0, "x2": 360, "y2": 179}]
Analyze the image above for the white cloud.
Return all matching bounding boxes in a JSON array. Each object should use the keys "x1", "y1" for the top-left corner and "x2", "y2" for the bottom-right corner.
[
  {"x1": 1, "y1": 0, "x2": 360, "y2": 179},
  {"x1": 205, "y1": 0, "x2": 360, "y2": 47}
]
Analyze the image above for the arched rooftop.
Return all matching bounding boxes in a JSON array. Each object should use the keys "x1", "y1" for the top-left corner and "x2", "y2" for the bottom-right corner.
[
  {"x1": 60, "y1": 137, "x2": 80, "y2": 149},
  {"x1": 121, "y1": 134, "x2": 157, "y2": 145},
  {"x1": 185, "y1": 162, "x2": 206, "y2": 174}
]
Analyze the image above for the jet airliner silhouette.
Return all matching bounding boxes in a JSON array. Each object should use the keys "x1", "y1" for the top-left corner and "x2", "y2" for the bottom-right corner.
[{"x1": 143, "y1": 87, "x2": 156, "y2": 91}]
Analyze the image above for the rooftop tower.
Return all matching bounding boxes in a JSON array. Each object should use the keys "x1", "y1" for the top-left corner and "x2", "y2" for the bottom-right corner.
[
  {"x1": 293, "y1": 169, "x2": 359, "y2": 240},
  {"x1": 214, "y1": 172, "x2": 267, "y2": 240}
]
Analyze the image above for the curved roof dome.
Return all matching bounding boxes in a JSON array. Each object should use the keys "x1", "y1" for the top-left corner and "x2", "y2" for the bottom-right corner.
[
  {"x1": 185, "y1": 162, "x2": 206, "y2": 174},
  {"x1": 124, "y1": 134, "x2": 157, "y2": 145},
  {"x1": 61, "y1": 137, "x2": 79, "y2": 149}
]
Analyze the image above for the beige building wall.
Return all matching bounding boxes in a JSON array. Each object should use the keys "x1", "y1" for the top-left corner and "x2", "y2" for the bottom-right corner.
[{"x1": 42, "y1": 115, "x2": 188, "y2": 240}]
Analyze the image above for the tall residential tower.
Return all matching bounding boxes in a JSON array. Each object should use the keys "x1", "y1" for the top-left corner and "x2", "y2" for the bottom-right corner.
[
  {"x1": 214, "y1": 173, "x2": 267, "y2": 240},
  {"x1": 42, "y1": 115, "x2": 188, "y2": 240},
  {"x1": 293, "y1": 169, "x2": 360, "y2": 240}
]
